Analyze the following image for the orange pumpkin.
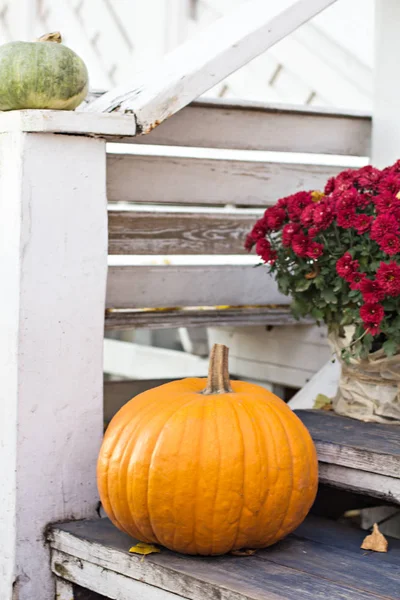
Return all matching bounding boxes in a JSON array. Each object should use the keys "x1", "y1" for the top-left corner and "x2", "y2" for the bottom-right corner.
[{"x1": 97, "y1": 344, "x2": 318, "y2": 555}]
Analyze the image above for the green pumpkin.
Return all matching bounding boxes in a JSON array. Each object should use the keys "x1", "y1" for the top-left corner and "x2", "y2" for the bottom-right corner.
[{"x1": 0, "y1": 32, "x2": 89, "y2": 111}]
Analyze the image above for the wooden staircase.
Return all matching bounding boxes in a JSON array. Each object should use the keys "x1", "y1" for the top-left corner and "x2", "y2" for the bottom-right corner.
[
  {"x1": 3, "y1": 2, "x2": 400, "y2": 599},
  {"x1": 51, "y1": 96, "x2": 398, "y2": 600}
]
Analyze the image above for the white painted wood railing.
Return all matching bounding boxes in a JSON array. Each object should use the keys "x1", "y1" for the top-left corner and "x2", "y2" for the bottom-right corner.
[{"x1": 85, "y1": 0, "x2": 338, "y2": 130}]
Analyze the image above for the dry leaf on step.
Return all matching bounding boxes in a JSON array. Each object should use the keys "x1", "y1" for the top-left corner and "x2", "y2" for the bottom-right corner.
[
  {"x1": 361, "y1": 523, "x2": 388, "y2": 553},
  {"x1": 129, "y1": 542, "x2": 160, "y2": 555},
  {"x1": 314, "y1": 394, "x2": 333, "y2": 411},
  {"x1": 230, "y1": 549, "x2": 257, "y2": 556}
]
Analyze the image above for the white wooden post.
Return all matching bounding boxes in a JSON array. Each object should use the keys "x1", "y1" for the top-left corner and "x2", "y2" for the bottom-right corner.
[
  {"x1": 0, "y1": 128, "x2": 107, "y2": 599},
  {"x1": 371, "y1": 0, "x2": 400, "y2": 167}
]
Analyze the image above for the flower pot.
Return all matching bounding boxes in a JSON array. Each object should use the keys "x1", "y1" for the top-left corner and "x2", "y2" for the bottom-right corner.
[{"x1": 329, "y1": 328, "x2": 400, "y2": 424}]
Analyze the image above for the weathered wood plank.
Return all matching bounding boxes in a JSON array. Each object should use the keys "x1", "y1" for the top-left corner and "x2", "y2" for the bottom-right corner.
[
  {"x1": 49, "y1": 517, "x2": 391, "y2": 600},
  {"x1": 85, "y1": 0, "x2": 338, "y2": 130},
  {"x1": 296, "y1": 410, "x2": 400, "y2": 478},
  {"x1": 106, "y1": 154, "x2": 341, "y2": 206},
  {"x1": 52, "y1": 550, "x2": 187, "y2": 600},
  {"x1": 56, "y1": 578, "x2": 75, "y2": 600},
  {"x1": 104, "y1": 306, "x2": 310, "y2": 330},
  {"x1": 296, "y1": 514, "x2": 400, "y2": 564},
  {"x1": 131, "y1": 99, "x2": 371, "y2": 156},
  {"x1": 259, "y1": 535, "x2": 400, "y2": 599},
  {"x1": 0, "y1": 100, "x2": 371, "y2": 157},
  {"x1": 106, "y1": 265, "x2": 288, "y2": 309},
  {"x1": 108, "y1": 210, "x2": 256, "y2": 254},
  {"x1": 319, "y1": 463, "x2": 400, "y2": 504}
]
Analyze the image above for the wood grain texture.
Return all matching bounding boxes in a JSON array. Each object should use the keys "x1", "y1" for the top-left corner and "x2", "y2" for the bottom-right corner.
[
  {"x1": 106, "y1": 265, "x2": 289, "y2": 309},
  {"x1": 49, "y1": 516, "x2": 397, "y2": 600},
  {"x1": 0, "y1": 100, "x2": 370, "y2": 157},
  {"x1": 318, "y1": 463, "x2": 400, "y2": 504},
  {"x1": 104, "y1": 306, "x2": 306, "y2": 330},
  {"x1": 52, "y1": 550, "x2": 187, "y2": 600},
  {"x1": 131, "y1": 98, "x2": 371, "y2": 156},
  {"x1": 108, "y1": 210, "x2": 256, "y2": 255},
  {"x1": 56, "y1": 578, "x2": 75, "y2": 599},
  {"x1": 106, "y1": 154, "x2": 341, "y2": 206},
  {"x1": 296, "y1": 410, "x2": 400, "y2": 478}
]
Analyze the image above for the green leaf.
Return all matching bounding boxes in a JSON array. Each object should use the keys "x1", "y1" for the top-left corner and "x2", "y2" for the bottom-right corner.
[
  {"x1": 295, "y1": 279, "x2": 313, "y2": 292},
  {"x1": 321, "y1": 288, "x2": 338, "y2": 304},
  {"x1": 383, "y1": 339, "x2": 398, "y2": 357},
  {"x1": 311, "y1": 307, "x2": 325, "y2": 320}
]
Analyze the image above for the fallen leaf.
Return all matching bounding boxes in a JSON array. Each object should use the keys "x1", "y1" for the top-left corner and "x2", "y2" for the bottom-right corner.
[
  {"x1": 129, "y1": 542, "x2": 160, "y2": 556},
  {"x1": 314, "y1": 394, "x2": 333, "y2": 411},
  {"x1": 230, "y1": 549, "x2": 257, "y2": 556},
  {"x1": 361, "y1": 523, "x2": 388, "y2": 553}
]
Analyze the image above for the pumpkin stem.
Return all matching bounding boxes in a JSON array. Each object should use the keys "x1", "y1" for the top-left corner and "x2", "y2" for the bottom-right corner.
[
  {"x1": 37, "y1": 32, "x2": 62, "y2": 44},
  {"x1": 202, "y1": 344, "x2": 233, "y2": 395}
]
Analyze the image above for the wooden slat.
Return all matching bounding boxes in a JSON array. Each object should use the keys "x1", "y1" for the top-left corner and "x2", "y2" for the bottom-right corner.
[
  {"x1": 296, "y1": 409, "x2": 400, "y2": 503},
  {"x1": 297, "y1": 514, "x2": 400, "y2": 564},
  {"x1": 106, "y1": 265, "x2": 289, "y2": 309},
  {"x1": 105, "y1": 306, "x2": 310, "y2": 330},
  {"x1": 108, "y1": 210, "x2": 256, "y2": 254},
  {"x1": 297, "y1": 409, "x2": 400, "y2": 478},
  {"x1": 318, "y1": 463, "x2": 400, "y2": 504},
  {"x1": 107, "y1": 154, "x2": 341, "y2": 205},
  {"x1": 132, "y1": 99, "x2": 371, "y2": 156},
  {"x1": 0, "y1": 100, "x2": 370, "y2": 158},
  {"x1": 49, "y1": 517, "x2": 397, "y2": 600}
]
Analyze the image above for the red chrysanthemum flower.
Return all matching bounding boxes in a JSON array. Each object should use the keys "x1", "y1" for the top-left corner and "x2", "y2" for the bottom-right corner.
[
  {"x1": 333, "y1": 170, "x2": 356, "y2": 192},
  {"x1": 324, "y1": 177, "x2": 336, "y2": 195},
  {"x1": 353, "y1": 213, "x2": 373, "y2": 234},
  {"x1": 336, "y1": 207, "x2": 356, "y2": 229},
  {"x1": 374, "y1": 191, "x2": 400, "y2": 215},
  {"x1": 360, "y1": 278, "x2": 385, "y2": 303},
  {"x1": 379, "y1": 233, "x2": 400, "y2": 256},
  {"x1": 313, "y1": 201, "x2": 334, "y2": 230},
  {"x1": 250, "y1": 219, "x2": 268, "y2": 241},
  {"x1": 306, "y1": 241, "x2": 324, "y2": 260},
  {"x1": 371, "y1": 214, "x2": 399, "y2": 242},
  {"x1": 378, "y1": 172, "x2": 400, "y2": 195},
  {"x1": 255, "y1": 238, "x2": 277, "y2": 264},
  {"x1": 354, "y1": 165, "x2": 381, "y2": 191},
  {"x1": 265, "y1": 207, "x2": 286, "y2": 231},
  {"x1": 336, "y1": 252, "x2": 359, "y2": 281},
  {"x1": 363, "y1": 322, "x2": 382, "y2": 336},
  {"x1": 349, "y1": 271, "x2": 366, "y2": 290},
  {"x1": 291, "y1": 232, "x2": 310, "y2": 257},
  {"x1": 376, "y1": 261, "x2": 400, "y2": 296},
  {"x1": 300, "y1": 204, "x2": 315, "y2": 227},
  {"x1": 244, "y1": 233, "x2": 255, "y2": 251},
  {"x1": 282, "y1": 223, "x2": 301, "y2": 247},
  {"x1": 287, "y1": 191, "x2": 313, "y2": 221},
  {"x1": 360, "y1": 302, "x2": 385, "y2": 325},
  {"x1": 276, "y1": 197, "x2": 289, "y2": 209}
]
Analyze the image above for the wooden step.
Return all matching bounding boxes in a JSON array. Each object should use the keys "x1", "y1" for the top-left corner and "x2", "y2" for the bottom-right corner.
[
  {"x1": 49, "y1": 515, "x2": 400, "y2": 600},
  {"x1": 296, "y1": 410, "x2": 400, "y2": 504}
]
